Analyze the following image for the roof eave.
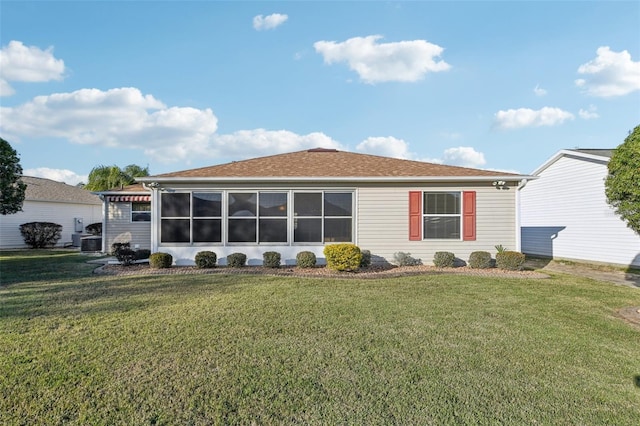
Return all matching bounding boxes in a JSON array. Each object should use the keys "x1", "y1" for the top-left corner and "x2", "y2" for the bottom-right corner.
[
  {"x1": 531, "y1": 149, "x2": 610, "y2": 176},
  {"x1": 137, "y1": 175, "x2": 534, "y2": 184}
]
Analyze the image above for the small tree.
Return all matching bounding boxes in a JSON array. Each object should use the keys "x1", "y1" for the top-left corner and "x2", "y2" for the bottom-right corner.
[
  {"x1": 0, "y1": 137, "x2": 27, "y2": 215},
  {"x1": 605, "y1": 125, "x2": 640, "y2": 235}
]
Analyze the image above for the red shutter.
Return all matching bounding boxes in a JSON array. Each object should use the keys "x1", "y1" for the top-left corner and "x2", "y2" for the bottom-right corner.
[
  {"x1": 463, "y1": 191, "x2": 476, "y2": 241},
  {"x1": 409, "y1": 191, "x2": 422, "y2": 241}
]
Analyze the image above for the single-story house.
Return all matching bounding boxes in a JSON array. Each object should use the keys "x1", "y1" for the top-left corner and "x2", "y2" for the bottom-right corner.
[
  {"x1": 96, "y1": 183, "x2": 152, "y2": 253},
  {"x1": 520, "y1": 149, "x2": 640, "y2": 268},
  {"x1": 0, "y1": 176, "x2": 102, "y2": 249},
  {"x1": 101, "y1": 148, "x2": 531, "y2": 266}
]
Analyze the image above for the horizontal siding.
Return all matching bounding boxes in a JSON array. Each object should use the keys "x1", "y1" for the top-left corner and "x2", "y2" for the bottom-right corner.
[
  {"x1": 0, "y1": 201, "x2": 102, "y2": 248},
  {"x1": 105, "y1": 202, "x2": 151, "y2": 251},
  {"x1": 520, "y1": 155, "x2": 640, "y2": 267},
  {"x1": 357, "y1": 184, "x2": 517, "y2": 265}
]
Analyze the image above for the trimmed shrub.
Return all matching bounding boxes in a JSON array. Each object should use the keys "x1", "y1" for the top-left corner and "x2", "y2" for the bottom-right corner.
[
  {"x1": 149, "y1": 252, "x2": 173, "y2": 269},
  {"x1": 296, "y1": 251, "x2": 317, "y2": 268},
  {"x1": 111, "y1": 242, "x2": 129, "y2": 256},
  {"x1": 496, "y1": 251, "x2": 526, "y2": 271},
  {"x1": 360, "y1": 249, "x2": 372, "y2": 268},
  {"x1": 263, "y1": 251, "x2": 281, "y2": 268},
  {"x1": 195, "y1": 251, "x2": 217, "y2": 269},
  {"x1": 324, "y1": 243, "x2": 362, "y2": 271},
  {"x1": 85, "y1": 222, "x2": 102, "y2": 236},
  {"x1": 135, "y1": 249, "x2": 151, "y2": 260},
  {"x1": 19, "y1": 222, "x2": 62, "y2": 248},
  {"x1": 227, "y1": 252, "x2": 247, "y2": 268},
  {"x1": 468, "y1": 251, "x2": 493, "y2": 269},
  {"x1": 115, "y1": 247, "x2": 136, "y2": 266},
  {"x1": 392, "y1": 252, "x2": 421, "y2": 266},
  {"x1": 433, "y1": 251, "x2": 455, "y2": 268}
]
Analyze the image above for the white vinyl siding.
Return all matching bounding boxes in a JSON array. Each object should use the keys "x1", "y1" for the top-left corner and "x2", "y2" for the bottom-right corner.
[
  {"x1": 520, "y1": 153, "x2": 640, "y2": 267},
  {"x1": 0, "y1": 200, "x2": 102, "y2": 249},
  {"x1": 357, "y1": 184, "x2": 516, "y2": 264},
  {"x1": 105, "y1": 202, "x2": 151, "y2": 251}
]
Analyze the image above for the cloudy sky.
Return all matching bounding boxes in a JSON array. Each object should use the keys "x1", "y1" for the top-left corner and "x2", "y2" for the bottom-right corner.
[{"x1": 1, "y1": 1, "x2": 639, "y2": 185}]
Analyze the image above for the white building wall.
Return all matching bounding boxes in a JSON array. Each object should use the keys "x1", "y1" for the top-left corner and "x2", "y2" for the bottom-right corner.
[
  {"x1": 104, "y1": 202, "x2": 151, "y2": 252},
  {"x1": 520, "y1": 154, "x2": 640, "y2": 267},
  {"x1": 0, "y1": 201, "x2": 102, "y2": 248}
]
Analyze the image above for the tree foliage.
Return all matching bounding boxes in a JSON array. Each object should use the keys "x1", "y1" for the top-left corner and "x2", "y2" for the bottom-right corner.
[
  {"x1": 83, "y1": 164, "x2": 149, "y2": 191},
  {"x1": 0, "y1": 137, "x2": 27, "y2": 215},
  {"x1": 605, "y1": 125, "x2": 640, "y2": 235}
]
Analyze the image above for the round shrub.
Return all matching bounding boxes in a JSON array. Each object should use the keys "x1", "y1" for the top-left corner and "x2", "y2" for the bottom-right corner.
[
  {"x1": 227, "y1": 252, "x2": 247, "y2": 268},
  {"x1": 19, "y1": 222, "x2": 62, "y2": 248},
  {"x1": 468, "y1": 251, "x2": 493, "y2": 269},
  {"x1": 135, "y1": 249, "x2": 151, "y2": 260},
  {"x1": 360, "y1": 249, "x2": 372, "y2": 268},
  {"x1": 496, "y1": 251, "x2": 526, "y2": 271},
  {"x1": 195, "y1": 251, "x2": 217, "y2": 269},
  {"x1": 263, "y1": 251, "x2": 281, "y2": 268},
  {"x1": 296, "y1": 251, "x2": 317, "y2": 268},
  {"x1": 433, "y1": 251, "x2": 455, "y2": 268},
  {"x1": 392, "y1": 252, "x2": 421, "y2": 266},
  {"x1": 149, "y1": 252, "x2": 173, "y2": 269},
  {"x1": 85, "y1": 222, "x2": 102, "y2": 236},
  {"x1": 324, "y1": 243, "x2": 362, "y2": 272}
]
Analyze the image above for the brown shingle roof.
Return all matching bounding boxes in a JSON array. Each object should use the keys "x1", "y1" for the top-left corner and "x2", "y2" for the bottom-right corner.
[
  {"x1": 149, "y1": 148, "x2": 520, "y2": 180},
  {"x1": 22, "y1": 176, "x2": 101, "y2": 205}
]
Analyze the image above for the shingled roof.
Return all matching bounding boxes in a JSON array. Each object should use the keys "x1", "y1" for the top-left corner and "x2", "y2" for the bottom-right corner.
[
  {"x1": 144, "y1": 148, "x2": 523, "y2": 181},
  {"x1": 22, "y1": 176, "x2": 101, "y2": 205}
]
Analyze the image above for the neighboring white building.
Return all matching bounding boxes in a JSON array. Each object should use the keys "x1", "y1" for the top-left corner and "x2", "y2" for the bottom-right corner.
[
  {"x1": 520, "y1": 149, "x2": 640, "y2": 268},
  {"x1": 0, "y1": 176, "x2": 102, "y2": 249}
]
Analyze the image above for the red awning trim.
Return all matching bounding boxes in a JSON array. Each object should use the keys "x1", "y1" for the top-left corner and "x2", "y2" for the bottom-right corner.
[{"x1": 107, "y1": 195, "x2": 151, "y2": 202}]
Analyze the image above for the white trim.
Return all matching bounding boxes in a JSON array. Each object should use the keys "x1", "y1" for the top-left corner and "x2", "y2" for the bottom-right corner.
[
  {"x1": 531, "y1": 149, "x2": 610, "y2": 176},
  {"x1": 138, "y1": 175, "x2": 533, "y2": 184}
]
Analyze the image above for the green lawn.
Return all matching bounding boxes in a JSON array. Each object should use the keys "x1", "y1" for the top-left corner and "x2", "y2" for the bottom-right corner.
[{"x1": 1, "y1": 251, "x2": 639, "y2": 425}]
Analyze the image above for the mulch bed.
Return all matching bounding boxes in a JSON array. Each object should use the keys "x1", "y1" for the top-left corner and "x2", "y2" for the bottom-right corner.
[{"x1": 95, "y1": 263, "x2": 549, "y2": 280}]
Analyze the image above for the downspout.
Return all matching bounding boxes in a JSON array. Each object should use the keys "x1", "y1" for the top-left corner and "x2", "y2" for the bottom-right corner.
[{"x1": 515, "y1": 179, "x2": 529, "y2": 252}]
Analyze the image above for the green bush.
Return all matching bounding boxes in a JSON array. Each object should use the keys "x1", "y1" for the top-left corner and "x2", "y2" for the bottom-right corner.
[
  {"x1": 392, "y1": 252, "x2": 421, "y2": 266},
  {"x1": 149, "y1": 252, "x2": 173, "y2": 269},
  {"x1": 468, "y1": 251, "x2": 493, "y2": 269},
  {"x1": 227, "y1": 252, "x2": 247, "y2": 268},
  {"x1": 496, "y1": 251, "x2": 526, "y2": 271},
  {"x1": 296, "y1": 251, "x2": 317, "y2": 268},
  {"x1": 85, "y1": 222, "x2": 102, "y2": 236},
  {"x1": 360, "y1": 249, "x2": 372, "y2": 268},
  {"x1": 195, "y1": 251, "x2": 217, "y2": 269},
  {"x1": 263, "y1": 251, "x2": 281, "y2": 268},
  {"x1": 324, "y1": 243, "x2": 362, "y2": 271},
  {"x1": 19, "y1": 222, "x2": 62, "y2": 249},
  {"x1": 433, "y1": 251, "x2": 455, "y2": 268},
  {"x1": 135, "y1": 249, "x2": 151, "y2": 260}
]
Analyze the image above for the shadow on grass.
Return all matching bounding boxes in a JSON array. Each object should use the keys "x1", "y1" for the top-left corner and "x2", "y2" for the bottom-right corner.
[
  {"x1": 635, "y1": 376, "x2": 640, "y2": 388},
  {"x1": 0, "y1": 273, "x2": 251, "y2": 320}
]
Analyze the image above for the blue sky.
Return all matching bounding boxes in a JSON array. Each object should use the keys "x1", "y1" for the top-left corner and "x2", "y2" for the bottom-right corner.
[{"x1": 1, "y1": 0, "x2": 639, "y2": 185}]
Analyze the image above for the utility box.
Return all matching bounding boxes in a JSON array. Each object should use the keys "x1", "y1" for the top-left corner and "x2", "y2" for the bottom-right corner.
[{"x1": 74, "y1": 217, "x2": 84, "y2": 233}]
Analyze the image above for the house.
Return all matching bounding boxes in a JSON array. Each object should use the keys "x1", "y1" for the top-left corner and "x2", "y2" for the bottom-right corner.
[
  {"x1": 520, "y1": 149, "x2": 640, "y2": 268},
  {"x1": 97, "y1": 183, "x2": 152, "y2": 253},
  {"x1": 108, "y1": 148, "x2": 530, "y2": 266},
  {"x1": 0, "y1": 176, "x2": 102, "y2": 249}
]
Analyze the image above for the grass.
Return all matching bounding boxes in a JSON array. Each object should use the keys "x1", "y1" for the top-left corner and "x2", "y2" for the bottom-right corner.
[{"x1": 1, "y1": 251, "x2": 640, "y2": 424}]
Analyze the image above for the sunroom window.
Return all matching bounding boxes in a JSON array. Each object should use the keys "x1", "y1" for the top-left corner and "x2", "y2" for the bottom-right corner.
[
  {"x1": 228, "y1": 192, "x2": 288, "y2": 243},
  {"x1": 294, "y1": 192, "x2": 353, "y2": 243}
]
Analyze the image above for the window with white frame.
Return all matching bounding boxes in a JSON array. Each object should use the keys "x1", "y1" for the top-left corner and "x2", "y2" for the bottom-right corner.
[
  {"x1": 293, "y1": 191, "x2": 353, "y2": 243},
  {"x1": 160, "y1": 192, "x2": 223, "y2": 243},
  {"x1": 423, "y1": 192, "x2": 461, "y2": 239},
  {"x1": 131, "y1": 202, "x2": 151, "y2": 222},
  {"x1": 227, "y1": 192, "x2": 288, "y2": 243}
]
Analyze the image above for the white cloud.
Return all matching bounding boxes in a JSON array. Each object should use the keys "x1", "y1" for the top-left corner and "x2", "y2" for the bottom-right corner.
[
  {"x1": 211, "y1": 129, "x2": 343, "y2": 158},
  {"x1": 253, "y1": 13, "x2": 288, "y2": 31},
  {"x1": 533, "y1": 84, "x2": 547, "y2": 96},
  {"x1": 1, "y1": 87, "x2": 219, "y2": 162},
  {"x1": 23, "y1": 167, "x2": 87, "y2": 186},
  {"x1": 0, "y1": 40, "x2": 65, "y2": 96},
  {"x1": 355, "y1": 136, "x2": 412, "y2": 159},
  {"x1": 494, "y1": 107, "x2": 575, "y2": 130},
  {"x1": 579, "y1": 105, "x2": 599, "y2": 120},
  {"x1": 575, "y1": 46, "x2": 640, "y2": 97},
  {"x1": 442, "y1": 146, "x2": 486, "y2": 168},
  {"x1": 314, "y1": 35, "x2": 450, "y2": 83}
]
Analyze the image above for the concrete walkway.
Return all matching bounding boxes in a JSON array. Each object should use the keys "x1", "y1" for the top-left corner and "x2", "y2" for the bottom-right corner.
[{"x1": 526, "y1": 259, "x2": 640, "y2": 289}]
